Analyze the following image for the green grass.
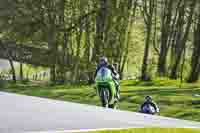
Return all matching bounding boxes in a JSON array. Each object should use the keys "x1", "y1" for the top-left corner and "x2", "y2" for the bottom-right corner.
[
  {"x1": 79, "y1": 128, "x2": 200, "y2": 133},
  {"x1": 1, "y1": 79, "x2": 200, "y2": 122}
]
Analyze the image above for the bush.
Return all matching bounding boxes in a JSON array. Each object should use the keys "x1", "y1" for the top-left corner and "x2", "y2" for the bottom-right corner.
[
  {"x1": 0, "y1": 80, "x2": 7, "y2": 88},
  {"x1": 21, "y1": 79, "x2": 30, "y2": 84}
]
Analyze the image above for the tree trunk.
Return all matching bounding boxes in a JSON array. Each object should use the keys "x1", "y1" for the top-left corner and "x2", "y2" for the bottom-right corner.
[
  {"x1": 49, "y1": 31, "x2": 56, "y2": 83},
  {"x1": 187, "y1": 13, "x2": 200, "y2": 82},
  {"x1": 56, "y1": 0, "x2": 67, "y2": 84},
  {"x1": 20, "y1": 63, "x2": 23, "y2": 81},
  {"x1": 157, "y1": 0, "x2": 173, "y2": 76},
  {"x1": 9, "y1": 59, "x2": 16, "y2": 82},
  {"x1": 140, "y1": 0, "x2": 155, "y2": 81},
  {"x1": 118, "y1": 0, "x2": 136, "y2": 79},
  {"x1": 26, "y1": 67, "x2": 31, "y2": 80},
  {"x1": 44, "y1": 0, "x2": 57, "y2": 83},
  {"x1": 92, "y1": 0, "x2": 107, "y2": 62},
  {"x1": 85, "y1": 8, "x2": 94, "y2": 84},
  {"x1": 157, "y1": 46, "x2": 168, "y2": 76},
  {"x1": 141, "y1": 25, "x2": 152, "y2": 81}
]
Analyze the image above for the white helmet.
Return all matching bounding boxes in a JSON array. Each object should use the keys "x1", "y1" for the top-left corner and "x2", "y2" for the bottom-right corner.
[{"x1": 99, "y1": 56, "x2": 108, "y2": 65}]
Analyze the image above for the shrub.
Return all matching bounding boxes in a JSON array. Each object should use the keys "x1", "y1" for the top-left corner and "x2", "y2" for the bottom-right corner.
[{"x1": 0, "y1": 80, "x2": 6, "y2": 88}]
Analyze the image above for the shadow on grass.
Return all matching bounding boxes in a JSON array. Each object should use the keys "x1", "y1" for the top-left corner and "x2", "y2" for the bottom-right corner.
[{"x1": 123, "y1": 80, "x2": 200, "y2": 88}]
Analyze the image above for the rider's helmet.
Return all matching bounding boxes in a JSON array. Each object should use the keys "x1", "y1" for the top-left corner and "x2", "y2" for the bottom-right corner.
[
  {"x1": 145, "y1": 96, "x2": 152, "y2": 102},
  {"x1": 99, "y1": 56, "x2": 108, "y2": 66}
]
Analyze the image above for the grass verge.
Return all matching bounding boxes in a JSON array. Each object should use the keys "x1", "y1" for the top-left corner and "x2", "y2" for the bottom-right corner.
[{"x1": 79, "y1": 128, "x2": 200, "y2": 133}]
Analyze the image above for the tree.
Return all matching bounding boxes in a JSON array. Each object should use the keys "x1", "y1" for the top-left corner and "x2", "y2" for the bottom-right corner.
[
  {"x1": 169, "y1": 0, "x2": 197, "y2": 79},
  {"x1": 92, "y1": 0, "x2": 107, "y2": 62},
  {"x1": 187, "y1": 10, "x2": 200, "y2": 82},
  {"x1": 140, "y1": 0, "x2": 156, "y2": 81},
  {"x1": 157, "y1": 0, "x2": 173, "y2": 76}
]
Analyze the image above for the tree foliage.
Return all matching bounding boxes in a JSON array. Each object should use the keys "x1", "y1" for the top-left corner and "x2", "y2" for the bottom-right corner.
[{"x1": 0, "y1": 0, "x2": 199, "y2": 83}]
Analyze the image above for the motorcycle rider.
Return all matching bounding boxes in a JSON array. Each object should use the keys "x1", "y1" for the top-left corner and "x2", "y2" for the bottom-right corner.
[
  {"x1": 140, "y1": 96, "x2": 159, "y2": 114},
  {"x1": 95, "y1": 56, "x2": 120, "y2": 99}
]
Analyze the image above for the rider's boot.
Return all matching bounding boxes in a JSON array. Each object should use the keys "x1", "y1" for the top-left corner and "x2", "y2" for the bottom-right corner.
[{"x1": 116, "y1": 85, "x2": 120, "y2": 99}]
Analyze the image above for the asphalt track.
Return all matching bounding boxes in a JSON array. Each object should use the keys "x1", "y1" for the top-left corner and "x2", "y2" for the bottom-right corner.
[{"x1": 0, "y1": 91, "x2": 200, "y2": 133}]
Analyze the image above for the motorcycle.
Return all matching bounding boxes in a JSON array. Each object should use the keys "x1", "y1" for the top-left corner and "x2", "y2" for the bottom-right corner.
[
  {"x1": 139, "y1": 104, "x2": 158, "y2": 115},
  {"x1": 95, "y1": 67, "x2": 117, "y2": 109}
]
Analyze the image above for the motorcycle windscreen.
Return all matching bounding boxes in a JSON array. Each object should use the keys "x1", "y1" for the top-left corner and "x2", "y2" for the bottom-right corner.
[{"x1": 95, "y1": 67, "x2": 113, "y2": 82}]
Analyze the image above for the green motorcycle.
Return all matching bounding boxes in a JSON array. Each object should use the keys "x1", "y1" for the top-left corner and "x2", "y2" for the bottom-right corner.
[{"x1": 95, "y1": 67, "x2": 117, "y2": 109}]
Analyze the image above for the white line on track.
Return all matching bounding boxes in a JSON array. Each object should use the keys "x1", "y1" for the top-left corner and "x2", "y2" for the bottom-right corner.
[{"x1": 27, "y1": 127, "x2": 142, "y2": 133}]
